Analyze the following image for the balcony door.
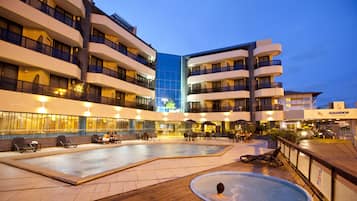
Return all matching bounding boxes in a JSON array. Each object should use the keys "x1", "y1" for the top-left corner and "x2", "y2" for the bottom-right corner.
[
  {"x1": 115, "y1": 91, "x2": 125, "y2": 106},
  {"x1": 92, "y1": 28, "x2": 105, "y2": 43},
  {"x1": 53, "y1": 40, "x2": 71, "y2": 61},
  {"x1": 212, "y1": 81, "x2": 221, "y2": 92},
  {"x1": 212, "y1": 63, "x2": 221, "y2": 73},
  {"x1": 212, "y1": 100, "x2": 221, "y2": 112},
  {"x1": 89, "y1": 56, "x2": 103, "y2": 72}
]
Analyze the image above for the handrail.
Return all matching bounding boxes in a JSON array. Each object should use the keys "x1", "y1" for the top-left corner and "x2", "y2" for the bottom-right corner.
[
  {"x1": 87, "y1": 65, "x2": 155, "y2": 90},
  {"x1": 188, "y1": 64, "x2": 247, "y2": 76},
  {"x1": 188, "y1": 85, "x2": 248, "y2": 94},
  {"x1": 256, "y1": 82, "x2": 282, "y2": 89},
  {"x1": 186, "y1": 105, "x2": 249, "y2": 113},
  {"x1": 90, "y1": 35, "x2": 155, "y2": 70},
  {"x1": 0, "y1": 28, "x2": 78, "y2": 65},
  {"x1": 278, "y1": 137, "x2": 357, "y2": 201},
  {"x1": 20, "y1": 0, "x2": 81, "y2": 31},
  {"x1": 256, "y1": 104, "x2": 283, "y2": 111},
  {"x1": 0, "y1": 76, "x2": 154, "y2": 111},
  {"x1": 255, "y1": 60, "x2": 282, "y2": 68}
]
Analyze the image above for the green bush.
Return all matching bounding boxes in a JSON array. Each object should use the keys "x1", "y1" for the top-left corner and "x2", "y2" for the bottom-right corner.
[{"x1": 266, "y1": 129, "x2": 299, "y2": 143}]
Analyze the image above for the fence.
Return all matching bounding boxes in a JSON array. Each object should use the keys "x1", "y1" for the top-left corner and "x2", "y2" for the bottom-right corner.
[{"x1": 277, "y1": 137, "x2": 357, "y2": 201}]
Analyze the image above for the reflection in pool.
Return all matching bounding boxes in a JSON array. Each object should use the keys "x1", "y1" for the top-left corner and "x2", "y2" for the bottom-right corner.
[
  {"x1": 20, "y1": 144, "x2": 226, "y2": 178},
  {"x1": 190, "y1": 171, "x2": 311, "y2": 201}
]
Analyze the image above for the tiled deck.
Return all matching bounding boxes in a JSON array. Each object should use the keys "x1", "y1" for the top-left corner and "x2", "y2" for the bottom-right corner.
[{"x1": 0, "y1": 139, "x2": 315, "y2": 201}]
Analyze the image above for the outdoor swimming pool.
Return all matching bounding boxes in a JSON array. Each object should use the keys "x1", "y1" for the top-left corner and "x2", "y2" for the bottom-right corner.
[
  {"x1": 190, "y1": 171, "x2": 311, "y2": 201},
  {"x1": 19, "y1": 144, "x2": 227, "y2": 180}
]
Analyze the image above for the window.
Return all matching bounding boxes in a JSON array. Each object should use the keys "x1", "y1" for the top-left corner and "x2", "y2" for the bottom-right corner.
[
  {"x1": 50, "y1": 75, "x2": 68, "y2": 89},
  {"x1": 92, "y1": 28, "x2": 105, "y2": 42},
  {"x1": 115, "y1": 90, "x2": 125, "y2": 105},
  {"x1": 117, "y1": 66, "x2": 126, "y2": 80},
  {"x1": 259, "y1": 56, "x2": 270, "y2": 62},
  {"x1": 53, "y1": 40, "x2": 71, "y2": 61},
  {"x1": 191, "y1": 66, "x2": 200, "y2": 75},
  {"x1": 90, "y1": 56, "x2": 103, "y2": 67},
  {"x1": 191, "y1": 83, "x2": 201, "y2": 93},
  {"x1": 0, "y1": 62, "x2": 18, "y2": 90},
  {"x1": 235, "y1": 99, "x2": 247, "y2": 111},
  {"x1": 212, "y1": 63, "x2": 221, "y2": 73},
  {"x1": 0, "y1": 17, "x2": 22, "y2": 45},
  {"x1": 212, "y1": 81, "x2": 221, "y2": 91},
  {"x1": 54, "y1": 6, "x2": 74, "y2": 27}
]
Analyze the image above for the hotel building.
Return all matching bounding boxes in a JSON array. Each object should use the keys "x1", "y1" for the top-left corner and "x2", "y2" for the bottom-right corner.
[{"x1": 0, "y1": 0, "x2": 356, "y2": 149}]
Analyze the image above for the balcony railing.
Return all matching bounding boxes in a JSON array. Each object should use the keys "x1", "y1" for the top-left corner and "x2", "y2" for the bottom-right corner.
[
  {"x1": 256, "y1": 104, "x2": 283, "y2": 111},
  {"x1": 256, "y1": 82, "x2": 282, "y2": 89},
  {"x1": 278, "y1": 137, "x2": 357, "y2": 201},
  {"x1": 88, "y1": 65, "x2": 155, "y2": 90},
  {"x1": 20, "y1": 0, "x2": 81, "y2": 31},
  {"x1": 0, "y1": 76, "x2": 154, "y2": 111},
  {"x1": 0, "y1": 28, "x2": 78, "y2": 65},
  {"x1": 188, "y1": 64, "x2": 247, "y2": 76},
  {"x1": 255, "y1": 60, "x2": 282, "y2": 68},
  {"x1": 186, "y1": 105, "x2": 249, "y2": 113},
  {"x1": 90, "y1": 35, "x2": 155, "y2": 70},
  {"x1": 188, "y1": 85, "x2": 248, "y2": 94}
]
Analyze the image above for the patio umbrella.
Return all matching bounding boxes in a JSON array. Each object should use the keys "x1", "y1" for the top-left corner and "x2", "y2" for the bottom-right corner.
[
  {"x1": 185, "y1": 119, "x2": 197, "y2": 124},
  {"x1": 202, "y1": 121, "x2": 216, "y2": 126}
]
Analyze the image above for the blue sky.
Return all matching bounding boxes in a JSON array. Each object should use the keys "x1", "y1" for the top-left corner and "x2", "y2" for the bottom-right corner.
[{"x1": 94, "y1": 0, "x2": 357, "y2": 108}]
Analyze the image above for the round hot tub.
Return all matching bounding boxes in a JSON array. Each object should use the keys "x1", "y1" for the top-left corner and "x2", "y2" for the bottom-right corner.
[{"x1": 190, "y1": 171, "x2": 311, "y2": 201}]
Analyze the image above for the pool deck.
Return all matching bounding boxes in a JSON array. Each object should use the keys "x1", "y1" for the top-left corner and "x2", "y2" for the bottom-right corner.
[{"x1": 0, "y1": 138, "x2": 317, "y2": 201}]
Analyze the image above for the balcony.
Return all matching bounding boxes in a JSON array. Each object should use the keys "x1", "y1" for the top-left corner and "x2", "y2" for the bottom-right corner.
[
  {"x1": 253, "y1": 43, "x2": 282, "y2": 57},
  {"x1": 91, "y1": 13, "x2": 156, "y2": 60},
  {"x1": 254, "y1": 60, "x2": 283, "y2": 77},
  {"x1": 188, "y1": 85, "x2": 248, "y2": 94},
  {"x1": 88, "y1": 65, "x2": 154, "y2": 90},
  {"x1": 186, "y1": 105, "x2": 249, "y2": 113},
  {"x1": 53, "y1": 0, "x2": 85, "y2": 17},
  {"x1": 187, "y1": 49, "x2": 248, "y2": 67},
  {"x1": 187, "y1": 67, "x2": 249, "y2": 84},
  {"x1": 86, "y1": 71, "x2": 154, "y2": 98},
  {"x1": 256, "y1": 104, "x2": 283, "y2": 111},
  {"x1": 0, "y1": 76, "x2": 154, "y2": 111},
  {"x1": 0, "y1": 0, "x2": 83, "y2": 47},
  {"x1": 89, "y1": 40, "x2": 155, "y2": 78},
  {"x1": 187, "y1": 88, "x2": 249, "y2": 102},
  {"x1": 255, "y1": 82, "x2": 284, "y2": 97},
  {"x1": 188, "y1": 64, "x2": 246, "y2": 76},
  {"x1": 0, "y1": 28, "x2": 80, "y2": 79},
  {"x1": 90, "y1": 36, "x2": 155, "y2": 70}
]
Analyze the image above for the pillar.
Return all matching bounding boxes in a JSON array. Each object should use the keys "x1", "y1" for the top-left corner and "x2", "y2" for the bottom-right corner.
[{"x1": 79, "y1": 116, "x2": 86, "y2": 136}]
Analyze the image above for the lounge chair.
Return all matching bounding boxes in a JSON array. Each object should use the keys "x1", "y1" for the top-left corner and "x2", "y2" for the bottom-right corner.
[
  {"x1": 56, "y1": 135, "x2": 78, "y2": 148},
  {"x1": 12, "y1": 137, "x2": 37, "y2": 153},
  {"x1": 91, "y1": 134, "x2": 103, "y2": 144},
  {"x1": 240, "y1": 147, "x2": 283, "y2": 167}
]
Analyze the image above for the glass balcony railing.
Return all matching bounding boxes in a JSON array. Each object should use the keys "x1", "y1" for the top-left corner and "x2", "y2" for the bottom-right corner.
[
  {"x1": 0, "y1": 76, "x2": 154, "y2": 111},
  {"x1": 87, "y1": 65, "x2": 155, "y2": 90},
  {"x1": 90, "y1": 35, "x2": 155, "y2": 70},
  {"x1": 255, "y1": 60, "x2": 282, "y2": 68},
  {"x1": 256, "y1": 104, "x2": 283, "y2": 111},
  {"x1": 186, "y1": 105, "x2": 249, "y2": 113},
  {"x1": 0, "y1": 28, "x2": 78, "y2": 65},
  {"x1": 256, "y1": 82, "x2": 282, "y2": 89},
  {"x1": 188, "y1": 85, "x2": 248, "y2": 94},
  {"x1": 188, "y1": 64, "x2": 247, "y2": 76},
  {"x1": 20, "y1": 0, "x2": 81, "y2": 31}
]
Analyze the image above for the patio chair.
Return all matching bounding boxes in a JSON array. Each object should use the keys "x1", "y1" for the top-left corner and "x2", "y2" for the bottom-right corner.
[
  {"x1": 91, "y1": 134, "x2": 103, "y2": 144},
  {"x1": 12, "y1": 137, "x2": 37, "y2": 153},
  {"x1": 240, "y1": 147, "x2": 283, "y2": 167},
  {"x1": 56, "y1": 135, "x2": 78, "y2": 148}
]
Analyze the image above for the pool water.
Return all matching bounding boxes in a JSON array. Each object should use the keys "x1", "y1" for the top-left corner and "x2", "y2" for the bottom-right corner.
[
  {"x1": 190, "y1": 171, "x2": 311, "y2": 201},
  {"x1": 20, "y1": 144, "x2": 226, "y2": 178}
]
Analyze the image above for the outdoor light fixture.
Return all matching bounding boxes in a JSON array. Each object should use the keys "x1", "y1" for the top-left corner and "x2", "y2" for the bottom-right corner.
[
  {"x1": 84, "y1": 102, "x2": 92, "y2": 108},
  {"x1": 184, "y1": 113, "x2": 188, "y2": 117},
  {"x1": 200, "y1": 113, "x2": 206, "y2": 117},
  {"x1": 84, "y1": 111, "x2": 91, "y2": 117},
  {"x1": 136, "y1": 115, "x2": 141, "y2": 120},
  {"x1": 115, "y1": 114, "x2": 120, "y2": 119},
  {"x1": 136, "y1": 109, "x2": 142, "y2": 114},
  {"x1": 37, "y1": 106, "x2": 47, "y2": 114},
  {"x1": 38, "y1": 96, "x2": 48, "y2": 103}
]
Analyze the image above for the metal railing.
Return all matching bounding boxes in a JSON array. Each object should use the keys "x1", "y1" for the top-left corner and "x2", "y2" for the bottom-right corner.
[
  {"x1": 256, "y1": 82, "x2": 282, "y2": 89},
  {"x1": 20, "y1": 0, "x2": 81, "y2": 31},
  {"x1": 188, "y1": 85, "x2": 248, "y2": 94},
  {"x1": 186, "y1": 105, "x2": 249, "y2": 113},
  {"x1": 0, "y1": 28, "x2": 78, "y2": 65},
  {"x1": 87, "y1": 65, "x2": 155, "y2": 90},
  {"x1": 0, "y1": 76, "x2": 154, "y2": 111},
  {"x1": 278, "y1": 137, "x2": 357, "y2": 201},
  {"x1": 255, "y1": 60, "x2": 282, "y2": 68},
  {"x1": 90, "y1": 35, "x2": 155, "y2": 70},
  {"x1": 256, "y1": 104, "x2": 283, "y2": 111},
  {"x1": 188, "y1": 64, "x2": 247, "y2": 76}
]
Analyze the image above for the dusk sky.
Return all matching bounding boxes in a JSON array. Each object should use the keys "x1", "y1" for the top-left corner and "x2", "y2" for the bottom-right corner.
[{"x1": 95, "y1": 0, "x2": 357, "y2": 108}]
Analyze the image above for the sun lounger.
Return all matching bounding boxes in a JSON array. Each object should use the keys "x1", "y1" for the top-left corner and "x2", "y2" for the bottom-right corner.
[
  {"x1": 56, "y1": 135, "x2": 78, "y2": 148},
  {"x1": 240, "y1": 147, "x2": 283, "y2": 167},
  {"x1": 12, "y1": 137, "x2": 37, "y2": 153}
]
